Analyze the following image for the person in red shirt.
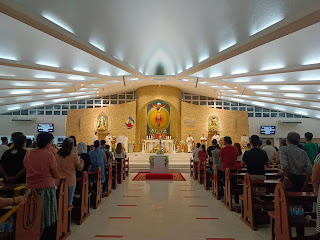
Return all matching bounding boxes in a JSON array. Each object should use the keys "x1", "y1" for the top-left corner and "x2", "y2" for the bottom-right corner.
[
  {"x1": 219, "y1": 136, "x2": 240, "y2": 203},
  {"x1": 219, "y1": 136, "x2": 240, "y2": 171},
  {"x1": 198, "y1": 144, "x2": 208, "y2": 170}
]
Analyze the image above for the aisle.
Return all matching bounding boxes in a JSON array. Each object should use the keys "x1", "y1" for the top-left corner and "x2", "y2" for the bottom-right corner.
[{"x1": 68, "y1": 174, "x2": 268, "y2": 240}]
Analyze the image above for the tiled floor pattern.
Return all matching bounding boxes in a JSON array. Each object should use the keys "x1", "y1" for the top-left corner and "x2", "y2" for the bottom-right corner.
[{"x1": 68, "y1": 174, "x2": 275, "y2": 240}]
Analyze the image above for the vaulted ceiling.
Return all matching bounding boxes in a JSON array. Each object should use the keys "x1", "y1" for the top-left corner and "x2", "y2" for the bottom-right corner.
[{"x1": 0, "y1": 0, "x2": 320, "y2": 117}]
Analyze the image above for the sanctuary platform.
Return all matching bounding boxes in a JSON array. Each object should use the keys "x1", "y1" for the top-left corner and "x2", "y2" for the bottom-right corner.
[{"x1": 128, "y1": 152, "x2": 192, "y2": 173}]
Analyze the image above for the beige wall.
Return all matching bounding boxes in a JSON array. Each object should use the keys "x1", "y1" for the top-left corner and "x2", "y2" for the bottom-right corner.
[
  {"x1": 66, "y1": 101, "x2": 136, "y2": 145},
  {"x1": 181, "y1": 102, "x2": 249, "y2": 145},
  {"x1": 135, "y1": 86, "x2": 181, "y2": 151}
]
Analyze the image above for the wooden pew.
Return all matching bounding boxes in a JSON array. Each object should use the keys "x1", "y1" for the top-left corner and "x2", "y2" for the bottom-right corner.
[
  {"x1": 204, "y1": 164, "x2": 213, "y2": 190},
  {"x1": 117, "y1": 159, "x2": 124, "y2": 184},
  {"x1": 88, "y1": 167, "x2": 102, "y2": 209},
  {"x1": 225, "y1": 171, "x2": 281, "y2": 211},
  {"x1": 122, "y1": 158, "x2": 126, "y2": 181},
  {"x1": 193, "y1": 161, "x2": 198, "y2": 180},
  {"x1": 190, "y1": 157, "x2": 194, "y2": 177},
  {"x1": 112, "y1": 162, "x2": 118, "y2": 190},
  {"x1": 212, "y1": 164, "x2": 224, "y2": 200},
  {"x1": 56, "y1": 179, "x2": 72, "y2": 240},
  {"x1": 104, "y1": 164, "x2": 112, "y2": 197},
  {"x1": 72, "y1": 171, "x2": 91, "y2": 225},
  {"x1": 197, "y1": 161, "x2": 205, "y2": 184},
  {"x1": 240, "y1": 174, "x2": 278, "y2": 230},
  {"x1": 268, "y1": 183, "x2": 318, "y2": 240},
  {"x1": 124, "y1": 157, "x2": 129, "y2": 177},
  {"x1": 237, "y1": 168, "x2": 279, "y2": 174}
]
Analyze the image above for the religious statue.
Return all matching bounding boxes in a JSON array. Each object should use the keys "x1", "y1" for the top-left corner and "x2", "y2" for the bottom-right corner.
[
  {"x1": 186, "y1": 134, "x2": 194, "y2": 153},
  {"x1": 97, "y1": 112, "x2": 108, "y2": 131},
  {"x1": 151, "y1": 102, "x2": 168, "y2": 126},
  {"x1": 208, "y1": 114, "x2": 219, "y2": 133}
]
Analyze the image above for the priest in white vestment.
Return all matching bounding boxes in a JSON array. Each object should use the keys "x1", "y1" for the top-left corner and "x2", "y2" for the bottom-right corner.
[
  {"x1": 92, "y1": 132, "x2": 98, "y2": 144},
  {"x1": 186, "y1": 134, "x2": 194, "y2": 153},
  {"x1": 105, "y1": 133, "x2": 113, "y2": 147},
  {"x1": 200, "y1": 134, "x2": 207, "y2": 146}
]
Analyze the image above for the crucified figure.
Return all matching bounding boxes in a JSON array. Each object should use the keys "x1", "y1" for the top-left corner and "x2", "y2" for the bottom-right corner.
[{"x1": 150, "y1": 102, "x2": 167, "y2": 126}]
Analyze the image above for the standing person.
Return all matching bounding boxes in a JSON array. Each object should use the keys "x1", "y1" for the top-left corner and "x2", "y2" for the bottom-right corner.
[
  {"x1": 241, "y1": 135, "x2": 269, "y2": 180},
  {"x1": 275, "y1": 139, "x2": 287, "y2": 165},
  {"x1": 200, "y1": 134, "x2": 207, "y2": 146},
  {"x1": 0, "y1": 134, "x2": 27, "y2": 184},
  {"x1": 99, "y1": 140, "x2": 109, "y2": 167},
  {"x1": 207, "y1": 139, "x2": 217, "y2": 161},
  {"x1": 263, "y1": 140, "x2": 276, "y2": 164},
  {"x1": 114, "y1": 143, "x2": 127, "y2": 163},
  {"x1": 210, "y1": 144, "x2": 222, "y2": 170},
  {"x1": 104, "y1": 145, "x2": 113, "y2": 166},
  {"x1": 89, "y1": 140, "x2": 106, "y2": 184},
  {"x1": 76, "y1": 142, "x2": 92, "y2": 178},
  {"x1": 56, "y1": 138, "x2": 84, "y2": 206},
  {"x1": 219, "y1": 136, "x2": 240, "y2": 171},
  {"x1": 92, "y1": 132, "x2": 98, "y2": 145},
  {"x1": 193, "y1": 143, "x2": 201, "y2": 172},
  {"x1": 280, "y1": 132, "x2": 312, "y2": 191},
  {"x1": 211, "y1": 132, "x2": 221, "y2": 145},
  {"x1": 105, "y1": 133, "x2": 112, "y2": 148},
  {"x1": 198, "y1": 144, "x2": 208, "y2": 171},
  {"x1": 23, "y1": 132, "x2": 65, "y2": 235},
  {"x1": 219, "y1": 136, "x2": 240, "y2": 203},
  {"x1": 234, "y1": 143, "x2": 243, "y2": 163},
  {"x1": 186, "y1": 134, "x2": 194, "y2": 153},
  {"x1": 69, "y1": 135, "x2": 77, "y2": 154},
  {"x1": 312, "y1": 152, "x2": 320, "y2": 235},
  {"x1": 0, "y1": 137, "x2": 9, "y2": 159},
  {"x1": 303, "y1": 132, "x2": 318, "y2": 166}
]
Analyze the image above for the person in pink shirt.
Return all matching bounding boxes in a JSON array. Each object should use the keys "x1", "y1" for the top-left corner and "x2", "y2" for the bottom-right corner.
[
  {"x1": 198, "y1": 144, "x2": 208, "y2": 170},
  {"x1": 23, "y1": 132, "x2": 65, "y2": 234},
  {"x1": 56, "y1": 138, "x2": 84, "y2": 206}
]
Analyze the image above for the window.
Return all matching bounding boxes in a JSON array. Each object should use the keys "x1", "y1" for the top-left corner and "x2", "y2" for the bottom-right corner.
[
  {"x1": 62, "y1": 105, "x2": 69, "y2": 110},
  {"x1": 79, "y1": 105, "x2": 86, "y2": 109},
  {"x1": 224, "y1": 107, "x2": 230, "y2": 110},
  {"x1": 13, "y1": 111, "x2": 20, "y2": 115},
  {"x1": 29, "y1": 110, "x2": 37, "y2": 115},
  {"x1": 200, "y1": 101, "x2": 207, "y2": 106},
  {"x1": 95, "y1": 100, "x2": 101, "y2": 104},
  {"x1": 78, "y1": 100, "x2": 85, "y2": 104},
  {"x1": 239, "y1": 107, "x2": 246, "y2": 111},
  {"x1": 111, "y1": 95, "x2": 117, "y2": 99},
  {"x1": 247, "y1": 106, "x2": 254, "y2": 112},
  {"x1": 54, "y1": 111, "x2": 60, "y2": 115},
  {"x1": 119, "y1": 95, "x2": 125, "y2": 99},
  {"x1": 224, "y1": 101, "x2": 230, "y2": 106},
  {"x1": 192, "y1": 96, "x2": 199, "y2": 100},
  {"x1": 70, "y1": 105, "x2": 77, "y2": 109},
  {"x1": 87, "y1": 100, "x2": 93, "y2": 104},
  {"x1": 200, "y1": 96, "x2": 207, "y2": 100},
  {"x1": 231, "y1": 102, "x2": 238, "y2": 106},
  {"x1": 127, "y1": 95, "x2": 133, "y2": 99},
  {"x1": 185, "y1": 95, "x2": 191, "y2": 100},
  {"x1": 111, "y1": 100, "x2": 117, "y2": 104},
  {"x1": 119, "y1": 100, "x2": 125, "y2": 104},
  {"x1": 286, "y1": 113, "x2": 294, "y2": 118},
  {"x1": 231, "y1": 107, "x2": 238, "y2": 111},
  {"x1": 21, "y1": 110, "x2": 28, "y2": 115},
  {"x1": 38, "y1": 111, "x2": 44, "y2": 115},
  {"x1": 62, "y1": 111, "x2": 68, "y2": 115},
  {"x1": 46, "y1": 105, "x2": 53, "y2": 109},
  {"x1": 263, "y1": 108, "x2": 270, "y2": 112},
  {"x1": 216, "y1": 101, "x2": 222, "y2": 106},
  {"x1": 279, "y1": 113, "x2": 285, "y2": 118},
  {"x1": 263, "y1": 113, "x2": 270, "y2": 117},
  {"x1": 248, "y1": 113, "x2": 254, "y2": 117},
  {"x1": 255, "y1": 113, "x2": 262, "y2": 117},
  {"x1": 271, "y1": 113, "x2": 277, "y2": 118},
  {"x1": 54, "y1": 105, "x2": 61, "y2": 110},
  {"x1": 255, "y1": 107, "x2": 262, "y2": 112}
]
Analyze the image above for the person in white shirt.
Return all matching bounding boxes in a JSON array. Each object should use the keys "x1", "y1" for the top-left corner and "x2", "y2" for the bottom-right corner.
[
  {"x1": 211, "y1": 132, "x2": 221, "y2": 143},
  {"x1": 105, "y1": 133, "x2": 112, "y2": 147},
  {"x1": 92, "y1": 132, "x2": 98, "y2": 145},
  {"x1": 193, "y1": 143, "x2": 201, "y2": 162},
  {"x1": 200, "y1": 134, "x2": 207, "y2": 146},
  {"x1": 262, "y1": 140, "x2": 276, "y2": 163},
  {"x1": 0, "y1": 137, "x2": 9, "y2": 159},
  {"x1": 186, "y1": 134, "x2": 194, "y2": 153}
]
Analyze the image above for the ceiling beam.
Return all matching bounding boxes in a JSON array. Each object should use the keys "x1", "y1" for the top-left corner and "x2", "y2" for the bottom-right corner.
[
  {"x1": 0, "y1": 0, "x2": 143, "y2": 78},
  {"x1": 177, "y1": 9, "x2": 320, "y2": 78}
]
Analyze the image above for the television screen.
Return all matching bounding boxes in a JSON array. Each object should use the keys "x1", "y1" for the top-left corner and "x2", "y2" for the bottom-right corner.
[
  {"x1": 260, "y1": 126, "x2": 276, "y2": 135},
  {"x1": 38, "y1": 123, "x2": 54, "y2": 132}
]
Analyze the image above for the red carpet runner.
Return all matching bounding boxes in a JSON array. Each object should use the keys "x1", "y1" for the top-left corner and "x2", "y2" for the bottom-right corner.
[{"x1": 132, "y1": 172, "x2": 186, "y2": 181}]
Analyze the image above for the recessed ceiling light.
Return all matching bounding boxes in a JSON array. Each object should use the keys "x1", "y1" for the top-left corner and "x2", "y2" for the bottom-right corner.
[
  {"x1": 298, "y1": 77, "x2": 319, "y2": 81},
  {"x1": 0, "y1": 73, "x2": 16, "y2": 77},
  {"x1": 68, "y1": 76, "x2": 86, "y2": 81},
  {"x1": 279, "y1": 86, "x2": 302, "y2": 91},
  {"x1": 295, "y1": 111, "x2": 308, "y2": 116},
  {"x1": 10, "y1": 89, "x2": 32, "y2": 95},
  {"x1": 13, "y1": 82, "x2": 35, "y2": 87},
  {"x1": 7, "y1": 106, "x2": 21, "y2": 111},
  {"x1": 42, "y1": 12, "x2": 74, "y2": 33},
  {"x1": 34, "y1": 74, "x2": 56, "y2": 79},
  {"x1": 234, "y1": 79, "x2": 251, "y2": 83},
  {"x1": 209, "y1": 72, "x2": 222, "y2": 78},
  {"x1": 263, "y1": 79, "x2": 285, "y2": 82},
  {"x1": 108, "y1": 80, "x2": 121, "y2": 83},
  {"x1": 231, "y1": 69, "x2": 248, "y2": 75},
  {"x1": 285, "y1": 101, "x2": 300, "y2": 105},
  {"x1": 36, "y1": 61, "x2": 60, "y2": 68},
  {"x1": 30, "y1": 102, "x2": 44, "y2": 107},
  {"x1": 0, "y1": 54, "x2": 18, "y2": 61},
  {"x1": 250, "y1": 17, "x2": 283, "y2": 36},
  {"x1": 259, "y1": 97, "x2": 275, "y2": 102},
  {"x1": 301, "y1": 58, "x2": 320, "y2": 66},
  {"x1": 178, "y1": 79, "x2": 190, "y2": 82},
  {"x1": 260, "y1": 64, "x2": 285, "y2": 71},
  {"x1": 198, "y1": 81, "x2": 210, "y2": 85},
  {"x1": 43, "y1": 89, "x2": 63, "y2": 93},
  {"x1": 255, "y1": 91, "x2": 273, "y2": 95},
  {"x1": 219, "y1": 39, "x2": 237, "y2": 52},
  {"x1": 89, "y1": 38, "x2": 106, "y2": 51},
  {"x1": 248, "y1": 86, "x2": 269, "y2": 90},
  {"x1": 53, "y1": 98, "x2": 68, "y2": 103},
  {"x1": 73, "y1": 67, "x2": 90, "y2": 73},
  {"x1": 283, "y1": 93, "x2": 304, "y2": 98}
]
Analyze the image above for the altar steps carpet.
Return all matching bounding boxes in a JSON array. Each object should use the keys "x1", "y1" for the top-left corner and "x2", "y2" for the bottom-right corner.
[{"x1": 132, "y1": 172, "x2": 186, "y2": 181}]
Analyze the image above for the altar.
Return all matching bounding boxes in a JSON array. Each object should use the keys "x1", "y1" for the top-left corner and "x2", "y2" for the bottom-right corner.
[
  {"x1": 142, "y1": 139, "x2": 175, "y2": 153},
  {"x1": 150, "y1": 155, "x2": 169, "y2": 174}
]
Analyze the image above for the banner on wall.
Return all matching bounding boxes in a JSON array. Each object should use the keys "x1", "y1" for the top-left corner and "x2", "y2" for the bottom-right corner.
[
  {"x1": 147, "y1": 100, "x2": 170, "y2": 138},
  {"x1": 125, "y1": 117, "x2": 135, "y2": 129},
  {"x1": 183, "y1": 118, "x2": 196, "y2": 131}
]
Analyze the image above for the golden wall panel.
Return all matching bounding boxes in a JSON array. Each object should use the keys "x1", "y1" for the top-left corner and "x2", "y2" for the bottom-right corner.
[
  {"x1": 66, "y1": 101, "x2": 136, "y2": 145},
  {"x1": 136, "y1": 86, "x2": 181, "y2": 151},
  {"x1": 181, "y1": 102, "x2": 249, "y2": 145}
]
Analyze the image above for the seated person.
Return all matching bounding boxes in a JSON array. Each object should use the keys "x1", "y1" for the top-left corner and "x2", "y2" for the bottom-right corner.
[
  {"x1": 241, "y1": 135, "x2": 269, "y2": 180},
  {"x1": 0, "y1": 134, "x2": 27, "y2": 184},
  {"x1": 76, "y1": 142, "x2": 92, "y2": 178}
]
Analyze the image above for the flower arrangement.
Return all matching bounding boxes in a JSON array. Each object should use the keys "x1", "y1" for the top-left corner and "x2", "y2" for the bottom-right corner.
[
  {"x1": 179, "y1": 140, "x2": 186, "y2": 152},
  {"x1": 164, "y1": 156, "x2": 169, "y2": 165},
  {"x1": 149, "y1": 155, "x2": 154, "y2": 165}
]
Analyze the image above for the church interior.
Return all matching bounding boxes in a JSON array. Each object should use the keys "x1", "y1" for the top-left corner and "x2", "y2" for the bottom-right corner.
[{"x1": 0, "y1": 1, "x2": 320, "y2": 239}]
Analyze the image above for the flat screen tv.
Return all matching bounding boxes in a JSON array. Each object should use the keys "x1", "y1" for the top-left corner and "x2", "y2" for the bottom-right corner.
[
  {"x1": 37, "y1": 123, "x2": 54, "y2": 133},
  {"x1": 260, "y1": 126, "x2": 276, "y2": 135}
]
